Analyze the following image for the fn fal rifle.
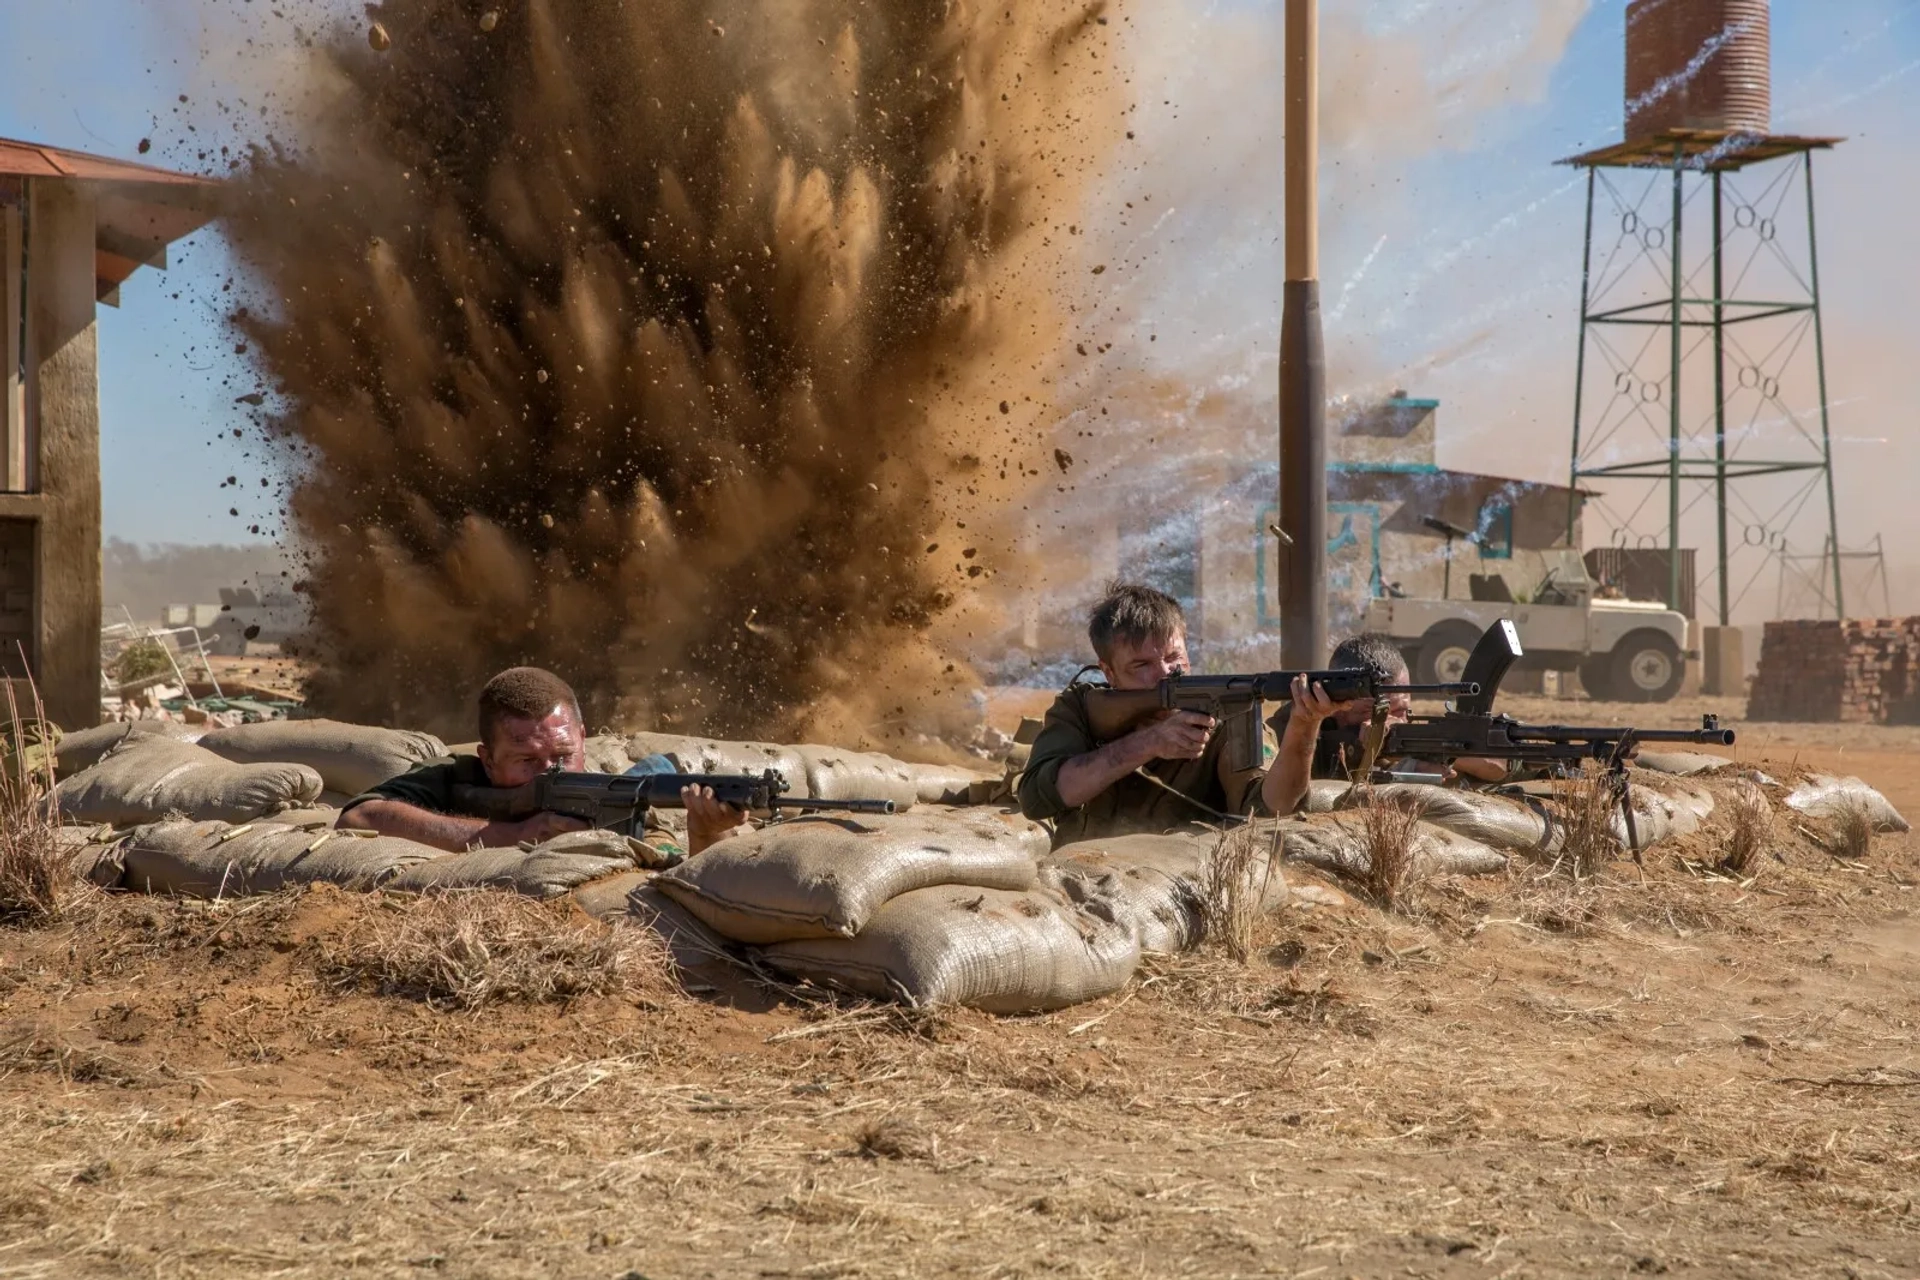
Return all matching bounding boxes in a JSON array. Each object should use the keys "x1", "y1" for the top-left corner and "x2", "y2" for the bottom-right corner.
[
  {"x1": 1082, "y1": 669, "x2": 1480, "y2": 772},
  {"x1": 1344, "y1": 620, "x2": 1736, "y2": 853},
  {"x1": 450, "y1": 767, "x2": 897, "y2": 840}
]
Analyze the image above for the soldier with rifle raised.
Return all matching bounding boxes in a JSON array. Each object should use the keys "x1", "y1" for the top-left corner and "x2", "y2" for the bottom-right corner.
[{"x1": 1017, "y1": 583, "x2": 1475, "y2": 845}]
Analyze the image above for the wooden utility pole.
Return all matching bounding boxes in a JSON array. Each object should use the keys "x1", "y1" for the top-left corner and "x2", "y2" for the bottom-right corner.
[{"x1": 1278, "y1": 0, "x2": 1326, "y2": 667}]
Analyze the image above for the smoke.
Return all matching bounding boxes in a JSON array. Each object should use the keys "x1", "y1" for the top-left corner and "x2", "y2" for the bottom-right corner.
[{"x1": 221, "y1": 0, "x2": 1121, "y2": 741}]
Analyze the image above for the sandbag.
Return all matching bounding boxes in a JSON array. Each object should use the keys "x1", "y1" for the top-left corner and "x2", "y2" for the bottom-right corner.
[
  {"x1": 1627, "y1": 771, "x2": 1717, "y2": 836},
  {"x1": 790, "y1": 744, "x2": 920, "y2": 811},
  {"x1": 654, "y1": 811, "x2": 1039, "y2": 945},
  {"x1": 1635, "y1": 750, "x2": 1733, "y2": 777},
  {"x1": 54, "y1": 736, "x2": 323, "y2": 826},
  {"x1": 538, "y1": 827, "x2": 679, "y2": 870},
  {"x1": 1303, "y1": 779, "x2": 1354, "y2": 813},
  {"x1": 1281, "y1": 814, "x2": 1509, "y2": 880},
  {"x1": 623, "y1": 734, "x2": 807, "y2": 789},
  {"x1": 914, "y1": 805, "x2": 1052, "y2": 859},
  {"x1": 55, "y1": 720, "x2": 194, "y2": 780},
  {"x1": 580, "y1": 735, "x2": 635, "y2": 775},
  {"x1": 383, "y1": 842, "x2": 638, "y2": 898},
  {"x1": 1336, "y1": 783, "x2": 1558, "y2": 855},
  {"x1": 761, "y1": 885, "x2": 1140, "y2": 1013},
  {"x1": 1040, "y1": 831, "x2": 1267, "y2": 953},
  {"x1": 196, "y1": 719, "x2": 446, "y2": 796},
  {"x1": 1784, "y1": 775, "x2": 1910, "y2": 833},
  {"x1": 117, "y1": 820, "x2": 440, "y2": 896},
  {"x1": 906, "y1": 762, "x2": 1000, "y2": 806}
]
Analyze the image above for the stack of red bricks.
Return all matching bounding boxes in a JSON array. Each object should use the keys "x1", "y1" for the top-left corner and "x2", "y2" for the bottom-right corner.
[{"x1": 1748, "y1": 618, "x2": 1920, "y2": 724}]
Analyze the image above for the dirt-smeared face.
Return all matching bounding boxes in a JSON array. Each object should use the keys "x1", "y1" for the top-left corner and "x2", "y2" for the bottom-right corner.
[
  {"x1": 477, "y1": 705, "x2": 586, "y2": 788},
  {"x1": 1100, "y1": 631, "x2": 1190, "y2": 693}
]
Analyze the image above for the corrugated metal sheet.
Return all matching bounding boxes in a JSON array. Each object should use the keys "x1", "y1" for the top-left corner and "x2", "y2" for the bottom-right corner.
[{"x1": 1626, "y1": 0, "x2": 1770, "y2": 139}]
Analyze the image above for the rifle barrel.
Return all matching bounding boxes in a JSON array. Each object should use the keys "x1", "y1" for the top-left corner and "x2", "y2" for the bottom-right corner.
[{"x1": 1387, "y1": 682, "x2": 1480, "y2": 697}]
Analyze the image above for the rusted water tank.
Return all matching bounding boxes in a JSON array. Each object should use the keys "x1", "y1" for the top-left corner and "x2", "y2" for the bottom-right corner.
[{"x1": 1625, "y1": 0, "x2": 1770, "y2": 139}]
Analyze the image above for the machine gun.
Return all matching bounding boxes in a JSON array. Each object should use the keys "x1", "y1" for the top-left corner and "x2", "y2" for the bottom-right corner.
[
  {"x1": 1337, "y1": 620, "x2": 1736, "y2": 852},
  {"x1": 450, "y1": 767, "x2": 897, "y2": 839},
  {"x1": 1082, "y1": 669, "x2": 1480, "y2": 772}
]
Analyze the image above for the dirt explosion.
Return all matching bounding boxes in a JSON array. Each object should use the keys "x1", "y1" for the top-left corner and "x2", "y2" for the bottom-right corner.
[{"x1": 222, "y1": 0, "x2": 1121, "y2": 742}]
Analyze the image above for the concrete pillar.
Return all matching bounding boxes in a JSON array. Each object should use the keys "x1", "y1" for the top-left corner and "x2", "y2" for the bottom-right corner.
[
  {"x1": 26, "y1": 180, "x2": 101, "y2": 730},
  {"x1": 2, "y1": 202, "x2": 23, "y2": 491},
  {"x1": 1702, "y1": 625, "x2": 1746, "y2": 697}
]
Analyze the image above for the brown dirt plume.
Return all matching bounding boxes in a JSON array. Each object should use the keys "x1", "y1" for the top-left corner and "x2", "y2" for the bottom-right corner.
[{"x1": 224, "y1": 0, "x2": 1121, "y2": 742}]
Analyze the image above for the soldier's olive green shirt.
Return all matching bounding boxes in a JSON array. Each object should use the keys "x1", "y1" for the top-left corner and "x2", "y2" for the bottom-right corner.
[
  {"x1": 1016, "y1": 686, "x2": 1274, "y2": 847},
  {"x1": 341, "y1": 757, "x2": 684, "y2": 861}
]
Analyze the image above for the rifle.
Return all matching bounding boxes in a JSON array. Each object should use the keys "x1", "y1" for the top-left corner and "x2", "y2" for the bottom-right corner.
[
  {"x1": 1082, "y1": 670, "x2": 1480, "y2": 772},
  {"x1": 450, "y1": 766, "x2": 897, "y2": 839},
  {"x1": 1338, "y1": 620, "x2": 1736, "y2": 854}
]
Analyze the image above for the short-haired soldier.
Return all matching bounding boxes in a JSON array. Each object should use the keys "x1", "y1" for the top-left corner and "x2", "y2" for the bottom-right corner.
[
  {"x1": 338, "y1": 666, "x2": 748, "y2": 856},
  {"x1": 1266, "y1": 632, "x2": 1507, "y2": 814},
  {"x1": 1017, "y1": 583, "x2": 1294, "y2": 845}
]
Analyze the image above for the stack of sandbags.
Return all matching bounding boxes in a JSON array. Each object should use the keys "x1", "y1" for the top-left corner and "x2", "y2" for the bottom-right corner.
[
  {"x1": 53, "y1": 735, "x2": 323, "y2": 826},
  {"x1": 94, "y1": 819, "x2": 645, "y2": 900},
  {"x1": 54, "y1": 721, "x2": 197, "y2": 780},
  {"x1": 651, "y1": 808, "x2": 1143, "y2": 1010},
  {"x1": 653, "y1": 811, "x2": 1041, "y2": 944},
  {"x1": 762, "y1": 886, "x2": 1141, "y2": 1013},
  {"x1": 103, "y1": 820, "x2": 441, "y2": 895},
  {"x1": 1039, "y1": 831, "x2": 1240, "y2": 954},
  {"x1": 623, "y1": 733, "x2": 805, "y2": 784},
  {"x1": 1333, "y1": 783, "x2": 1557, "y2": 856},
  {"x1": 197, "y1": 719, "x2": 446, "y2": 803}
]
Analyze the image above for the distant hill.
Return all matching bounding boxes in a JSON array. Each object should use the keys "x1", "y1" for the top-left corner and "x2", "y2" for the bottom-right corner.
[{"x1": 103, "y1": 540, "x2": 296, "y2": 626}]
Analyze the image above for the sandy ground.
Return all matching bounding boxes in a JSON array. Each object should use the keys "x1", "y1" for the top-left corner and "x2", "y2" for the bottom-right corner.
[{"x1": 1, "y1": 711, "x2": 1915, "y2": 1276}]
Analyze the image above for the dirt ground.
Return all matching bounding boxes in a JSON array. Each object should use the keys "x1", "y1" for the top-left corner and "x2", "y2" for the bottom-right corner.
[{"x1": 1, "y1": 718, "x2": 1915, "y2": 1277}]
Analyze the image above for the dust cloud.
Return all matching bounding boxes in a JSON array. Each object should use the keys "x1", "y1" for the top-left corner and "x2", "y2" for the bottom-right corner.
[{"x1": 221, "y1": 0, "x2": 1122, "y2": 743}]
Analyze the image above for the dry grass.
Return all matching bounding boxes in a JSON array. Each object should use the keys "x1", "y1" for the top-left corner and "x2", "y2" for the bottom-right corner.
[
  {"x1": 1554, "y1": 766, "x2": 1619, "y2": 881},
  {"x1": 1201, "y1": 822, "x2": 1279, "y2": 961},
  {"x1": 1354, "y1": 789, "x2": 1422, "y2": 912},
  {"x1": 0, "y1": 678, "x2": 82, "y2": 925},
  {"x1": 1823, "y1": 795, "x2": 1876, "y2": 862},
  {"x1": 1719, "y1": 781, "x2": 1778, "y2": 877},
  {"x1": 318, "y1": 891, "x2": 674, "y2": 1009}
]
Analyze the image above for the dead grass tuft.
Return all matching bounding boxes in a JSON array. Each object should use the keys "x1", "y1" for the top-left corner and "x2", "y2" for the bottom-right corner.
[
  {"x1": 850, "y1": 1117, "x2": 933, "y2": 1162},
  {"x1": 1201, "y1": 822, "x2": 1279, "y2": 961},
  {"x1": 1355, "y1": 790, "x2": 1422, "y2": 912},
  {"x1": 319, "y1": 891, "x2": 675, "y2": 1010},
  {"x1": 1824, "y1": 795, "x2": 1875, "y2": 862},
  {"x1": 1554, "y1": 766, "x2": 1618, "y2": 880},
  {"x1": 1719, "y1": 781, "x2": 1778, "y2": 877},
  {"x1": 0, "y1": 678, "x2": 83, "y2": 926}
]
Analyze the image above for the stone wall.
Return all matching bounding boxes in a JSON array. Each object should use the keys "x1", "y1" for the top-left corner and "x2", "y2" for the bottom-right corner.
[{"x1": 1748, "y1": 618, "x2": 1920, "y2": 724}]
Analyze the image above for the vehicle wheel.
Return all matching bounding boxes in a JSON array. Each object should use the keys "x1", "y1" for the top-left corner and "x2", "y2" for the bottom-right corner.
[
  {"x1": 1577, "y1": 655, "x2": 1614, "y2": 701},
  {"x1": 1415, "y1": 623, "x2": 1482, "y2": 686},
  {"x1": 1608, "y1": 630, "x2": 1684, "y2": 703}
]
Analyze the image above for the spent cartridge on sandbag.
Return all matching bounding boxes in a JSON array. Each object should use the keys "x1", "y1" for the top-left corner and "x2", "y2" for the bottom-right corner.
[
  {"x1": 452, "y1": 767, "x2": 896, "y2": 837},
  {"x1": 1082, "y1": 671, "x2": 1480, "y2": 771}
]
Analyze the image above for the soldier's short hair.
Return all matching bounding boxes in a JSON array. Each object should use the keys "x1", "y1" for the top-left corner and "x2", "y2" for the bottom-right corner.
[
  {"x1": 1088, "y1": 581, "x2": 1187, "y2": 663},
  {"x1": 1329, "y1": 633, "x2": 1407, "y2": 683},
  {"x1": 478, "y1": 666, "x2": 581, "y2": 745}
]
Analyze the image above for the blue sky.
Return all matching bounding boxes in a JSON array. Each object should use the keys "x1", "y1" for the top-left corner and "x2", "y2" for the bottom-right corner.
[{"x1": 1, "y1": 0, "x2": 1916, "y2": 612}]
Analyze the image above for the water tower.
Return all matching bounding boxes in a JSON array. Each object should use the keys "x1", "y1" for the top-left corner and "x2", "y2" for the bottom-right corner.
[{"x1": 1561, "y1": 0, "x2": 1846, "y2": 634}]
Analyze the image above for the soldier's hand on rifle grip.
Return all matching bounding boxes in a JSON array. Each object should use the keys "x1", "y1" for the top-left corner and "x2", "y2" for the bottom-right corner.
[
  {"x1": 683, "y1": 784, "x2": 752, "y2": 856},
  {"x1": 1289, "y1": 672, "x2": 1358, "y2": 726},
  {"x1": 1137, "y1": 709, "x2": 1216, "y2": 762}
]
